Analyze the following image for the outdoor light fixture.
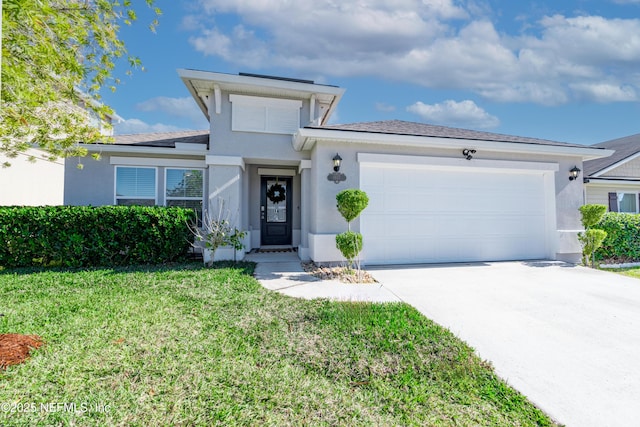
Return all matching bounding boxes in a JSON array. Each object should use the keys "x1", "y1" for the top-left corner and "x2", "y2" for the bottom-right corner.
[
  {"x1": 333, "y1": 153, "x2": 342, "y2": 172},
  {"x1": 569, "y1": 166, "x2": 581, "y2": 181},
  {"x1": 327, "y1": 153, "x2": 346, "y2": 184},
  {"x1": 462, "y1": 148, "x2": 476, "y2": 160}
]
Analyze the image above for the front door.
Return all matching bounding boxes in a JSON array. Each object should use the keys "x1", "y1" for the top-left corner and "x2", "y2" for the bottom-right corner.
[{"x1": 261, "y1": 177, "x2": 292, "y2": 245}]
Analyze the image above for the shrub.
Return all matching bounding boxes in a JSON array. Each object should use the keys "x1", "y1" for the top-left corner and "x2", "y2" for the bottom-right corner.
[
  {"x1": 579, "y1": 204, "x2": 607, "y2": 228},
  {"x1": 577, "y1": 204, "x2": 607, "y2": 267},
  {"x1": 0, "y1": 206, "x2": 195, "y2": 268},
  {"x1": 335, "y1": 231, "x2": 363, "y2": 266},
  {"x1": 336, "y1": 189, "x2": 369, "y2": 227},
  {"x1": 594, "y1": 213, "x2": 640, "y2": 262}
]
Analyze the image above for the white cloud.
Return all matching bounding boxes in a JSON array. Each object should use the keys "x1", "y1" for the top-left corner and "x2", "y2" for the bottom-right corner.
[
  {"x1": 407, "y1": 100, "x2": 500, "y2": 128},
  {"x1": 136, "y1": 96, "x2": 208, "y2": 127},
  {"x1": 186, "y1": 1, "x2": 640, "y2": 105},
  {"x1": 114, "y1": 119, "x2": 186, "y2": 135}
]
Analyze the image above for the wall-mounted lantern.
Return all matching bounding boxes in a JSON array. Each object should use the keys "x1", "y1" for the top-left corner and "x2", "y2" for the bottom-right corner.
[
  {"x1": 569, "y1": 166, "x2": 581, "y2": 181},
  {"x1": 333, "y1": 153, "x2": 342, "y2": 172},
  {"x1": 327, "y1": 153, "x2": 346, "y2": 184}
]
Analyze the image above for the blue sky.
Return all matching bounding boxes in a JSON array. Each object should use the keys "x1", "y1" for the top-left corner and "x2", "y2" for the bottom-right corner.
[{"x1": 105, "y1": 0, "x2": 640, "y2": 145}]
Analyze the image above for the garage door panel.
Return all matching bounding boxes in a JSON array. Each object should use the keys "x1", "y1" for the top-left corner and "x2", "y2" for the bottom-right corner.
[{"x1": 360, "y1": 163, "x2": 550, "y2": 265}]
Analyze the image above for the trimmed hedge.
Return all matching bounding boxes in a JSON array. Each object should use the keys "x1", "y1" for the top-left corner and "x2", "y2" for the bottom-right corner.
[
  {"x1": 0, "y1": 206, "x2": 196, "y2": 268},
  {"x1": 595, "y1": 212, "x2": 640, "y2": 262}
]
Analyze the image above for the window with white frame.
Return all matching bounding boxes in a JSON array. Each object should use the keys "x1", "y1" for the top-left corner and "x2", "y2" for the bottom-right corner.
[
  {"x1": 618, "y1": 192, "x2": 639, "y2": 213},
  {"x1": 115, "y1": 167, "x2": 157, "y2": 206},
  {"x1": 165, "y1": 169, "x2": 204, "y2": 220}
]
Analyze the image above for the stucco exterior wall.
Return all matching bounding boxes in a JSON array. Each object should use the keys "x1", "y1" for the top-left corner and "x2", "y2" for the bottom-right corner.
[
  {"x1": 208, "y1": 92, "x2": 312, "y2": 162},
  {"x1": 64, "y1": 155, "x2": 115, "y2": 206},
  {"x1": 306, "y1": 139, "x2": 585, "y2": 263},
  {"x1": 0, "y1": 149, "x2": 64, "y2": 206},
  {"x1": 65, "y1": 153, "x2": 208, "y2": 207}
]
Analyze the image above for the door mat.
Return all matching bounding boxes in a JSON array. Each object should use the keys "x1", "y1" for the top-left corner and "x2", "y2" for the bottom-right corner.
[{"x1": 253, "y1": 247, "x2": 297, "y2": 253}]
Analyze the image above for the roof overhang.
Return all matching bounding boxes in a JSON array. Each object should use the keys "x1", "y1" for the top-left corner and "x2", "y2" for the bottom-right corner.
[
  {"x1": 585, "y1": 177, "x2": 640, "y2": 186},
  {"x1": 78, "y1": 143, "x2": 207, "y2": 157},
  {"x1": 590, "y1": 151, "x2": 640, "y2": 177},
  {"x1": 178, "y1": 69, "x2": 345, "y2": 125},
  {"x1": 293, "y1": 127, "x2": 615, "y2": 160}
]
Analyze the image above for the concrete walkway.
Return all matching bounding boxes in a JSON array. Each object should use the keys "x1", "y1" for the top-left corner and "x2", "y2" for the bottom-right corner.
[
  {"x1": 251, "y1": 255, "x2": 640, "y2": 427},
  {"x1": 248, "y1": 251, "x2": 400, "y2": 302}
]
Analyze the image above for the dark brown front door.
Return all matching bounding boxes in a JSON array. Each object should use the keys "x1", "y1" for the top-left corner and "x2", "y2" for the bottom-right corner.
[{"x1": 261, "y1": 177, "x2": 292, "y2": 246}]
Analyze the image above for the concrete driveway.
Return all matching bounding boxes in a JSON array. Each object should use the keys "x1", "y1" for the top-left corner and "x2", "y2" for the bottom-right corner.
[{"x1": 368, "y1": 261, "x2": 640, "y2": 427}]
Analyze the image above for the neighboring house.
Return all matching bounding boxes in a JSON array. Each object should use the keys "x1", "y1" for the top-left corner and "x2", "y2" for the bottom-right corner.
[
  {"x1": 65, "y1": 70, "x2": 613, "y2": 264},
  {"x1": 584, "y1": 134, "x2": 640, "y2": 213},
  {"x1": 0, "y1": 104, "x2": 122, "y2": 207}
]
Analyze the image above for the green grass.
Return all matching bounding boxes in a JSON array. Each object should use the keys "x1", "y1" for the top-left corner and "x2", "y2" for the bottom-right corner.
[
  {"x1": 0, "y1": 263, "x2": 556, "y2": 426},
  {"x1": 603, "y1": 266, "x2": 640, "y2": 279}
]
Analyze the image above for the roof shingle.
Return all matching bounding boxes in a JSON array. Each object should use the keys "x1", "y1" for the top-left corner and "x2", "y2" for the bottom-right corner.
[
  {"x1": 310, "y1": 120, "x2": 588, "y2": 148},
  {"x1": 112, "y1": 130, "x2": 209, "y2": 148},
  {"x1": 584, "y1": 133, "x2": 640, "y2": 176}
]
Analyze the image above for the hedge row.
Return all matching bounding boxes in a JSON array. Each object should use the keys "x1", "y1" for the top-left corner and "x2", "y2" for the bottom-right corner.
[
  {"x1": 0, "y1": 206, "x2": 196, "y2": 268},
  {"x1": 595, "y1": 212, "x2": 640, "y2": 262}
]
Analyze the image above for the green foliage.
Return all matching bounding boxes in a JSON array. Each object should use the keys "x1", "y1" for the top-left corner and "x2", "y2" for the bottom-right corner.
[
  {"x1": 578, "y1": 204, "x2": 608, "y2": 267},
  {"x1": 1, "y1": 0, "x2": 160, "y2": 164},
  {"x1": 0, "y1": 266, "x2": 555, "y2": 425},
  {"x1": 594, "y1": 213, "x2": 640, "y2": 262},
  {"x1": 578, "y1": 229, "x2": 608, "y2": 267},
  {"x1": 336, "y1": 189, "x2": 369, "y2": 225},
  {"x1": 335, "y1": 231, "x2": 363, "y2": 266},
  {"x1": 189, "y1": 198, "x2": 246, "y2": 265},
  {"x1": 0, "y1": 206, "x2": 194, "y2": 268},
  {"x1": 579, "y1": 204, "x2": 607, "y2": 228}
]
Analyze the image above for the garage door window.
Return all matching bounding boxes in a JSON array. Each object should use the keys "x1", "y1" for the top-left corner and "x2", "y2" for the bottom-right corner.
[{"x1": 115, "y1": 167, "x2": 157, "y2": 206}]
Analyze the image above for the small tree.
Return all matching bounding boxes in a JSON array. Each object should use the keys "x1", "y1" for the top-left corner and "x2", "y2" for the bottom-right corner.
[
  {"x1": 335, "y1": 189, "x2": 369, "y2": 277},
  {"x1": 188, "y1": 198, "x2": 245, "y2": 266},
  {"x1": 578, "y1": 204, "x2": 608, "y2": 267}
]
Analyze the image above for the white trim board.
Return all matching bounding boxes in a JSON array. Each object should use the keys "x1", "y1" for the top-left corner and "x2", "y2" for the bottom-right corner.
[
  {"x1": 257, "y1": 168, "x2": 297, "y2": 176},
  {"x1": 357, "y1": 153, "x2": 559, "y2": 174},
  {"x1": 110, "y1": 157, "x2": 206, "y2": 168}
]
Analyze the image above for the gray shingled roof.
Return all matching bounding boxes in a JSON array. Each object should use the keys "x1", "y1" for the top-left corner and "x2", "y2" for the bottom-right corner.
[
  {"x1": 584, "y1": 133, "x2": 640, "y2": 177},
  {"x1": 112, "y1": 130, "x2": 209, "y2": 148},
  {"x1": 310, "y1": 120, "x2": 589, "y2": 148}
]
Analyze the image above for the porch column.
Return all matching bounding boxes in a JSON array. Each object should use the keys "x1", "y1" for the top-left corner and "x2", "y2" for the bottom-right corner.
[
  {"x1": 298, "y1": 160, "x2": 312, "y2": 260},
  {"x1": 205, "y1": 155, "x2": 246, "y2": 260}
]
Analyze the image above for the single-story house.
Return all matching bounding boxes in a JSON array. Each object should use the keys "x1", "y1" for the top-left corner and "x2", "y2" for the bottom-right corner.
[
  {"x1": 584, "y1": 134, "x2": 640, "y2": 213},
  {"x1": 65, "y1": 70, "x2": 614, "y2": 264}
]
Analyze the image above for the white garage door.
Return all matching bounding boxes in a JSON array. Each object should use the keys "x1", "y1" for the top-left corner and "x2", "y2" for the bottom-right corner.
[{"x1": 360, "y1": 160, "x2": 552, "y2": 265}]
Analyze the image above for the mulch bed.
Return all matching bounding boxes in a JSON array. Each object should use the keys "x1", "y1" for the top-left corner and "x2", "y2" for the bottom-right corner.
[
  {"x1": 0, "y1": 334, "x2": 44, "y2": 370},
  {"x1": 302, "y1": 262, "x2": 377, "y2": 284}
]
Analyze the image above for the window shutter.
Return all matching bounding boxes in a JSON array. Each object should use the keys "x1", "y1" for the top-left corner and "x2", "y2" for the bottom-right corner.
[{"x1": 608, "y1": 192, "x2": 618, "y2": 212}]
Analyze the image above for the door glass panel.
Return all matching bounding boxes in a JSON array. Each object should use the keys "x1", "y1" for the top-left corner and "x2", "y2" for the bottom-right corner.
[{"x1": 266, "y1": 180, "x2": 287, "y2": 223}]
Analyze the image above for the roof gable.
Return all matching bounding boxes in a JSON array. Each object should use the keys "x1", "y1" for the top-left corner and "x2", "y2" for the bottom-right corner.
[{"x1": 584, "y1": 133, "x2": 640, "y2": 177}]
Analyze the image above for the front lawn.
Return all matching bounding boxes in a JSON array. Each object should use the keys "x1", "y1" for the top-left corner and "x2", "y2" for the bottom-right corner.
[
  {"x1": 0, "y1": 263, "x2": 556, "y2": 426},
  {"x1": 603, "y1": 266, "x2": 640, "y2": 279}
]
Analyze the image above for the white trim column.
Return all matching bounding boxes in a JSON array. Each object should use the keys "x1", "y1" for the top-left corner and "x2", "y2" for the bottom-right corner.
[
  {"x1": 299, "y1": 160, "x2": 312, "y2": 260},
  {"x1": 205, "y1": 155, "x2": 246, "y2": 261}
]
